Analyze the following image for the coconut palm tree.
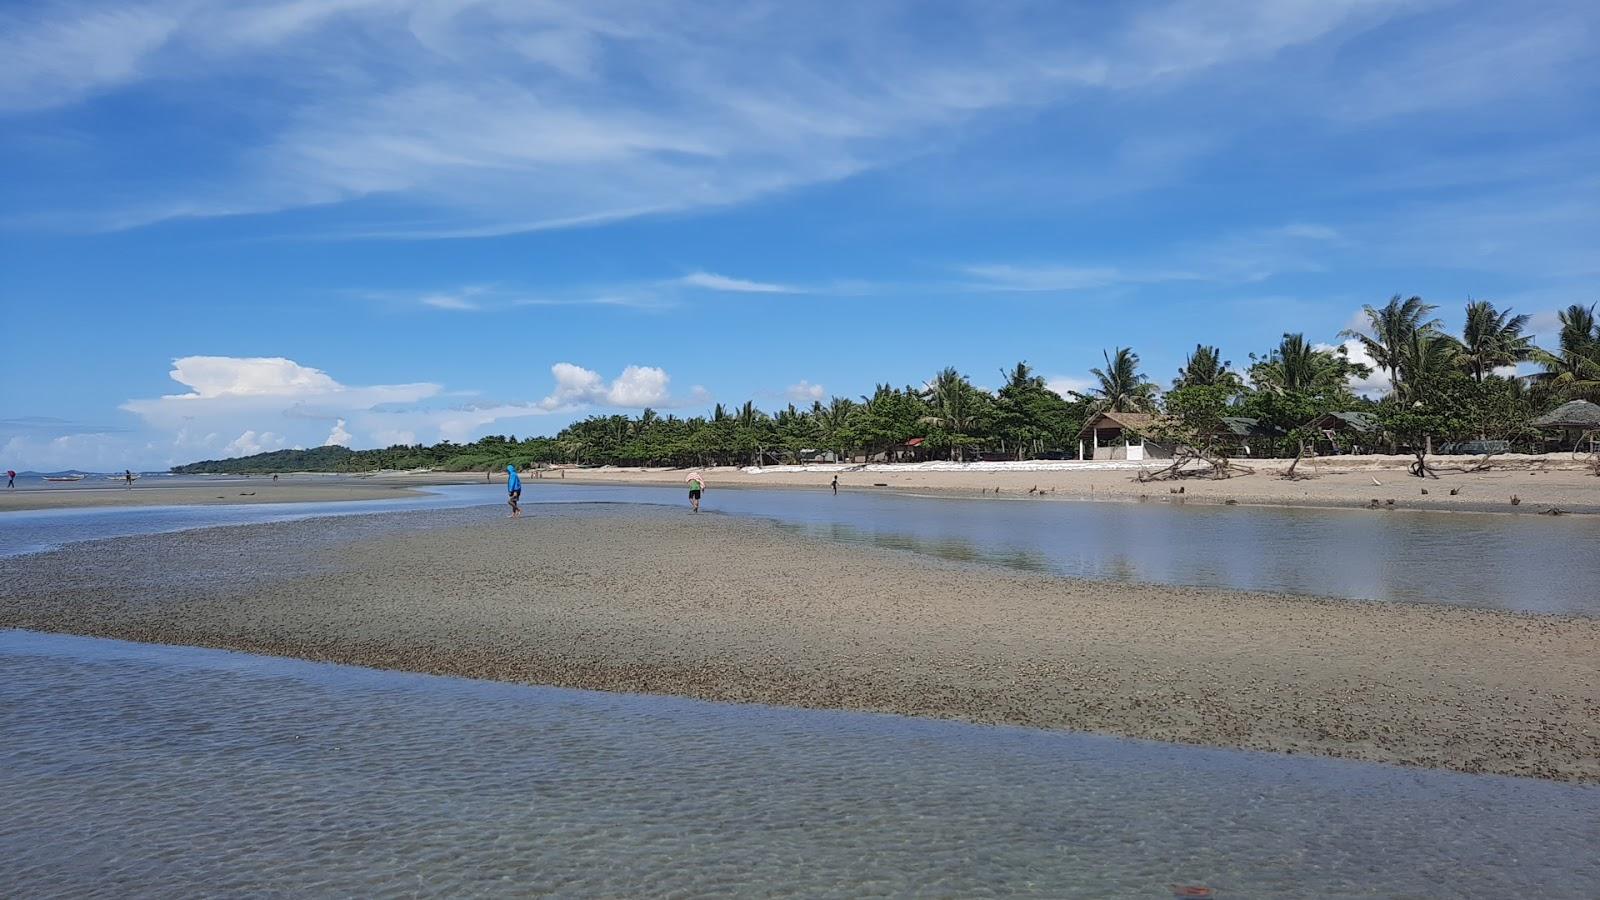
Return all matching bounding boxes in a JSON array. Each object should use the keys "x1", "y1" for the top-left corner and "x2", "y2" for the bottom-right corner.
[
  {"x1": 1533, "y1": 303, "x2": 1600, "y2": 401},
  {"x1": 1001, "y1": 361, "x2": 1046, "y2": 393},
  {"x1": 1089, "y1": 347, "x2": 1156, "y2": 412},
  {"x1": 1249, "y1": 334, "x2": 1320, "y2": 393},
  {"x1": 1173, "y1": 344, "x2": 1237, "y2": 390},
  {"x1": 1343, "y1": 295, "x2": 1446, "y2": 392},
  {"x1": 1459, "y1": 300, "x2": 1534, "y2": 381},
  {"x1": 920, "y1": 367, "x2": 986, "y2": 460},
  {"x1": 1393, "y1": 330, "x2": 1463, "y2": 403}
]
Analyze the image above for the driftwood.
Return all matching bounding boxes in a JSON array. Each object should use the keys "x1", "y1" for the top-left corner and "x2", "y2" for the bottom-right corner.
[
  {"x1": 1429, "y1": 453, "x2": 1498, "y2": 476},
  {"x1": 1138, "y1": 447, "x2": 1254, "y2": 482}
]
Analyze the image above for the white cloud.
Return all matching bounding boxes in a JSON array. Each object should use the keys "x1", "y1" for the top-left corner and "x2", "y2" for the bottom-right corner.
[
  {"x1": 420, "y1": 290, "x2": 484, "y2": 311},
  {"x1": 122, "y1": 356, "x2": 441, "y2": 428},
  {"x1": 0, "y1": 6, "x2": 180, "y2": 112},
  {"x1": 5, "y1": 0, "x2": 1482, "y2": 236},
  {"x1": 786, "y1": 380, "x2": 826, "y2": 402},
  {"x1": 324, "y1": 418, "x2": 352, "y2": 447},
  {"x1": 224, "y1": 430, "x2": 285, "y2": 457},
  {"x1": 1316, "y1": 339, "x2": 1392, "y2": 398},
  {"x1": 372, "y1": 429, "x2": 417, "y2": 447},
  {"x1": 963, "y1": 265, "x2": 1132, "y2": 292},
  {"x1": 1045, "y1": 375, "x2": 1095, "y2": 398},
  {"x1": 680, "y1": 271, "x2": 795, "y2": 294},
  {"x1": 539, "y1": 362, "x2": 674, "y2": 411}
]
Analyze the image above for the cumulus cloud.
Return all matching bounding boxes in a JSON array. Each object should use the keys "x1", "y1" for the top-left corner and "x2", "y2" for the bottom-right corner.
[
  {"x1": 1045, "y1": 375, "x2": 1095, "y2": 398},
  {"x1": 324, "y1": 418, "x2": 353, "y2": 447},
  {"x1": 680, "y1": 272, "x2": 796, "y2": 294},
  {"x1": 539, "y1": 363, "x2": 675, "y2": 410},
  {"x1": 1316, "y1": 339, "x2": 1392, "y2": 398},
  {"x1": 121, "y1": 356, "x2": 441, "y2": 429},
  {"x1": 786, "y1": 380, "x2": 826, "y2": 402},
  {"x1": 223, "y1": 430, "x2": 285, "y2": 457},
  {"x1": 372, "y1": 428, "x2": 417, "y2": 447}
]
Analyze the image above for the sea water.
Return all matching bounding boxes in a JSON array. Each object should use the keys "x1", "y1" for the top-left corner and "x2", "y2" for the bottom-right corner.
[
  {"x1": 5, "y1": 482, "x2": 1598, "y2": 614},
  {"x1": 1, "y1": 631, "x2": 1595, "y2": 898}
]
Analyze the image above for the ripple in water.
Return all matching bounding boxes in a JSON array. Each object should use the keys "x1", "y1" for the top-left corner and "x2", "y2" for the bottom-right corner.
[{"x1": 1, "y1": 630, "x2": 1595, "y2": 898}]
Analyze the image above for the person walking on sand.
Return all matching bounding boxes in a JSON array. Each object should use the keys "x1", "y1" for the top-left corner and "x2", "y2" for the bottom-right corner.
[
  {"x1": 506, "y1": 464, "x2": 523, "y2": 518},
  {"x1": 124, "y1": 469, "x2": 135, "y2": 488},
  {"x1": 6, "y1": 469, "x2": 14, "y2": 489},
  {"x1": 686, "y1": 471, "x2": 705, "y2": 512},
  {"x1": 831, "y1": 474, "x2": 838, "y2": 496}
]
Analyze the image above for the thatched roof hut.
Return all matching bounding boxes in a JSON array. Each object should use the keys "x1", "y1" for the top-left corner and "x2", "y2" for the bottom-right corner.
[
  {"x1": 1530, "y1": 400, "x2": 1600, "y2": 429},
  {"x1": 1531, "y1": 400, "x2": 1600, "y2": 451},
  {"x1": 1077, "y1": 410, "x2": 1168, "y2": 460}
]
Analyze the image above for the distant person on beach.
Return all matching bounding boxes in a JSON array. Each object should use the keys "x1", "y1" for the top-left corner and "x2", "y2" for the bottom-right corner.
[
  {"x1": 831, "y1": 474, "x2": 838, "y2": 495},
  {"x1": 506, "y1": 464, "x2": 522, "y2": 518},
  {"x1": 686, "y1": 471, "x2": 705, "y2": 512},
  {"x1": 124, "y1": 469, "x2": 134, "y2": 488},
  {"x1": 6, "y1": 470, "x2": 14, "y2": 488},
  {"x1": 272, "y1": 474, "x2": 278, "y2": 483}
]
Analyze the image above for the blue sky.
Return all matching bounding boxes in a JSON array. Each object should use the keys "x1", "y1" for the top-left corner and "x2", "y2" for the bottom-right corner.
[{"x1": 2, "y1": 0, "x2": 1596, "y2": 470}]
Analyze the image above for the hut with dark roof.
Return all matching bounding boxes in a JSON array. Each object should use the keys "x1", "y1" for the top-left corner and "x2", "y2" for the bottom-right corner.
[
  {"x1": 1305, "y1": 410, "x2": 1382, "y2": 454},
  {"x1": 1530, "y1": 400, "x2": 1600, "y2": 451}
]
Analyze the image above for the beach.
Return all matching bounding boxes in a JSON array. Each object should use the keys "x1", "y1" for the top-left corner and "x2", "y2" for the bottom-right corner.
[
  {"x1": 557, "y1": 455, "x2": 1600, "y2": 515},
  {"x1": 0, "y1": 474, "x2": 476, "y2": 511},
  {"x1": 3, "y1": 505, "x2": 1594, "y2": 783},
  {"x1": 6, "y1": 456, "x2": 1597, "y2": 515}
]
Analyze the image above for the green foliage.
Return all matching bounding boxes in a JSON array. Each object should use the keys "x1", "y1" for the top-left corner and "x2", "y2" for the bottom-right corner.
[
  {"x1": 1154, "y1": 384, "x2": 1235, "y2": 454},
  {"x1": 1089, "y1": 347, "x2": 1157, "y2": 412},
  {"x1": 1532, "y1": 303, "x2": 1600, "y2": 403},
  {"x1": 1172, "y1": 345, "x2": 1241, "y2": 394},
  {"x1": 1459, "y1": 300, "x2": 1534, "y2": 382}
]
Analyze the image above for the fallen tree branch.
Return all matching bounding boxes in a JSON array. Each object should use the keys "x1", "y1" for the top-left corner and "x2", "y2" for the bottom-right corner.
[{"x1": 1138, "y1": 446, "x2": 1254, "y2": 482}]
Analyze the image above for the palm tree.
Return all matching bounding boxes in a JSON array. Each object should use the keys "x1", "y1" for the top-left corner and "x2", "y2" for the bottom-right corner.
[
  {"x1": 1533, "y1": 303, "x2": 1600, "y2": 401},
  {"x1": 1001, "y1": 361, "x2": 1045, "y2": 393},
  {"x1": 1394, "y1": 330, "x2": 1462, "y2": 403},
  {"x1": 1173, "y1": 344, "x2": 1235, "y2": 389},
  {"x1": 1459, "y1": 300, "x2": 1534, "y2": 381},
  {"x1": 1089, "y1": 347, "x2": 1155, "y2": 412},
  {"x1": 1251, "y1": 334, "x2": 1320, "y2": 393},
  {"x1": 920, "y1": 367, "x2": 985, "y2": 460},
  {"x1": 1342, "y1": 295, "x2": 1445, "y2": 391}
]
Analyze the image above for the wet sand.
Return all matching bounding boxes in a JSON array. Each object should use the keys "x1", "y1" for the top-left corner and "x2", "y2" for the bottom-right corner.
[
  {"x1": 2, "y1": 507, "x2": 1594, "y2": 782},
  {"x1": 0, "y1": 475, "x2": 470, "y2": 510},
  {"x1": 557, "y1": 456, "x2": 1600, "y2": 515}
]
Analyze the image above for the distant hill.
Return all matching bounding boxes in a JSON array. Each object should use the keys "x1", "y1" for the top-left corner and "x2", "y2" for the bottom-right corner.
[{"x1": 171, "y1": 437, "x2": 557, "y2": 474}]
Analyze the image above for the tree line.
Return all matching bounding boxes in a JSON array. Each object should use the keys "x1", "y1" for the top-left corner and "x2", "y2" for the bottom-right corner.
[{"x1": 174, "y1": 298, "x2": 1599, "y2": 473}]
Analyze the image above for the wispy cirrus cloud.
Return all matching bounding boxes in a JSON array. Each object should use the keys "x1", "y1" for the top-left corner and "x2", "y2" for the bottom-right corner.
[
  {"x1": 9, "y1": 0, "x2": 1544, "y2": 237},
  {"x1": 679, "y1": 271, "x2": 796, "y2": 294}
]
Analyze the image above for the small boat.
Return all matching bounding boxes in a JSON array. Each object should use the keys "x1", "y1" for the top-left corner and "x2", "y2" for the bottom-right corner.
[
  {"x1": 44, "y1": 474, "x2": 86, "y2": 482},
  {"x1": 105, "y1": 473, "x2": 141, "y2": 482}
]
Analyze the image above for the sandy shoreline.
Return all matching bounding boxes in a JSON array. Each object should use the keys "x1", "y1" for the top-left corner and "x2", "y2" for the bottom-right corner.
[
  {"x1": 555, "y1": 456, "x2": 1600, "y2": 516},
  {"x1": 0, "y1": 474, "x2": 480, "y2": 510},
  {"x1": 2, "y1": 505, "x2": 1594, "y2": 783},
  {"x1": 5, "y1": 456, "x2": 1596, "y2": 515}
]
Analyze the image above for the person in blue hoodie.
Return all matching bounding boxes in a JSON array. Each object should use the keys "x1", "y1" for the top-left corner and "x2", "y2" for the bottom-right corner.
[{"x1": 506, "y1": 464, "x2": 523, "y2": 518}]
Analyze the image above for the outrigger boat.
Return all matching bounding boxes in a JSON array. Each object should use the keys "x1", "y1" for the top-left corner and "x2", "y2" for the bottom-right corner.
[{"x1": 43, "y1": 474, "x2": 86, "y2": 482}]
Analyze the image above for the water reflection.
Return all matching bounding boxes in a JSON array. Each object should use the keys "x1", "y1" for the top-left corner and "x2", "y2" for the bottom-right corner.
[{"x1": 4, "y1": 481, "x2": 1598, "y2": 614}]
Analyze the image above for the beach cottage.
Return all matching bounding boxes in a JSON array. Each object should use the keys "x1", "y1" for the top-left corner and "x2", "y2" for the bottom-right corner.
[
  {"x1": 1306, "y1": 411, "x2": 1381, "y2": 454},
  {"x1": 1530, "y1": 400, "x2": 1600, "y2": 451},
  {"x1": 1077, "y1": 411, "x2": 1171, "y2": 460}
]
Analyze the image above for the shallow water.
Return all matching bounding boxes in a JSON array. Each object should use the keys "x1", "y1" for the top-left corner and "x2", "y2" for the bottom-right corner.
[
  {"x1": 4, "y1": 481, "x2": 1599, "y2": 614},
  {"x1": 1, "y1": 630, "x2": 1594, "y2": 899}
]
